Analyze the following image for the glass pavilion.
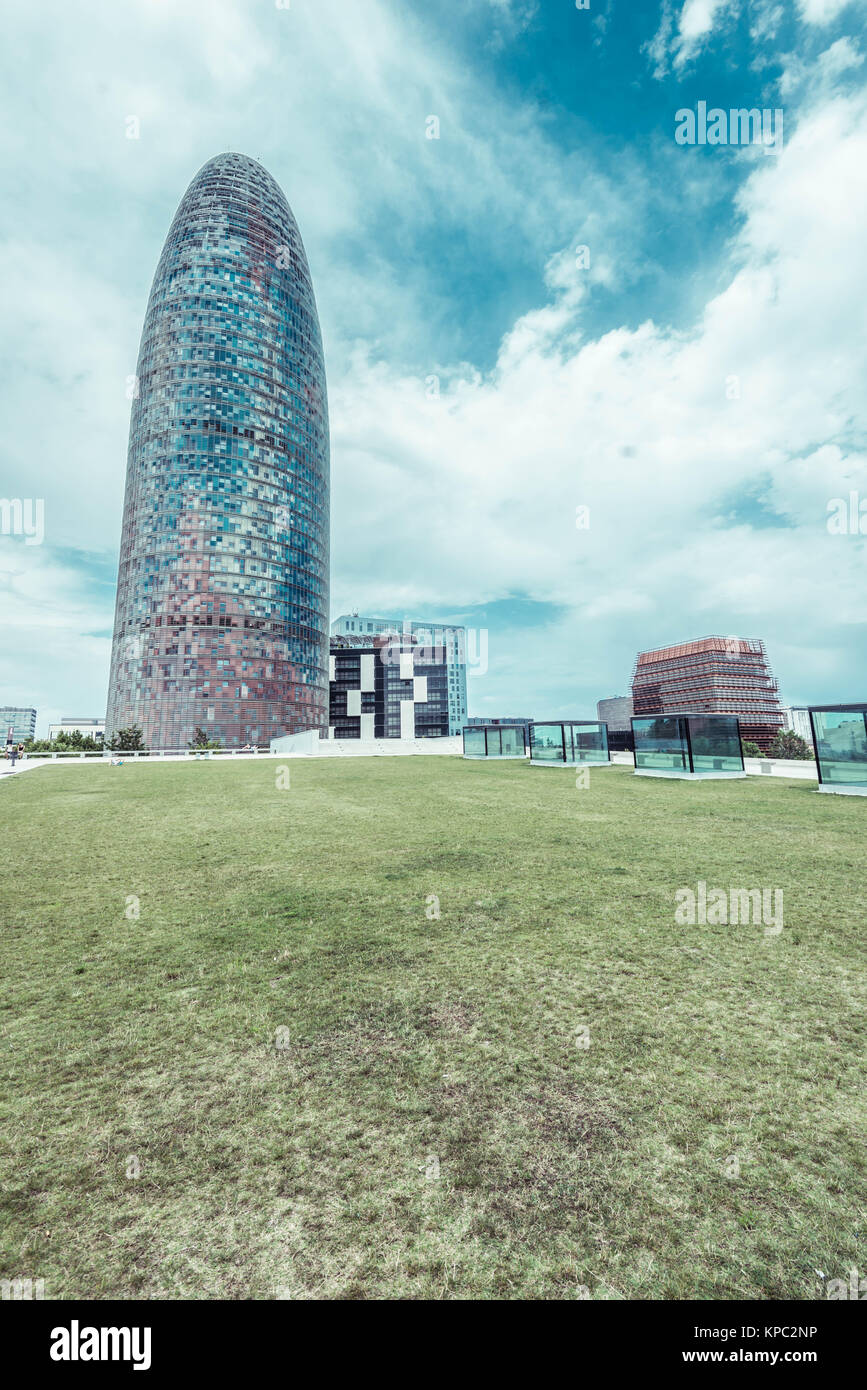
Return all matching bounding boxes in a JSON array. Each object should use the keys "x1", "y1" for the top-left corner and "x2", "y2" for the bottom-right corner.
[
  {"x1": 631, "y1": 714, "x2": 745, "y2": 778},
  {"x1": 808, "y1": 705, "x2": 867, "y2": 795},
  {"x1": 462, "y1": 725, "x2": 527, "y2": 759},
  {"x1": 528, "y1": 721, "x2": 610, "y2": 766}
]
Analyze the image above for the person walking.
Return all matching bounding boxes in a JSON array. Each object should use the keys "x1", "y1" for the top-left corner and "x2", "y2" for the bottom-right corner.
[{"x1": 9, "y1": 743, "x2": 18, "y2": 768}]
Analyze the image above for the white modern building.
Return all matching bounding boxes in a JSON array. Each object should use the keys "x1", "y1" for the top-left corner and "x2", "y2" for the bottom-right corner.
[
  {"x1": 328, "y1": 633, "x2": 449, "y2": 740},
  {"x1": 331, "y1": 614, "x2": 468, "y2": 735},
  {"x1": 781, "y1": 707, "x2": 812, "y2": 743},
  {"x1": 47, "y1": 718, "x2": 105, "y2": 741}
]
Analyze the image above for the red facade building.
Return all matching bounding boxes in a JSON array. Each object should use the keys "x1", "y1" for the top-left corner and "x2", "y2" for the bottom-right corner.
[{"x1": 631, "y1": 636, "x2": 785, "y2": 753}]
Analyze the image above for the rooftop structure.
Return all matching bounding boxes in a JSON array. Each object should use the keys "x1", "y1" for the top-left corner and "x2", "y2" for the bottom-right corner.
[
  {"x1": 462, "y1": 724, "x2": 527, "y2": 758},
  {"x1": 631, "y1": 713, "x2": 745, "y2": 779},
  {"x1": 528, "y1": 720, "x2": 611, "y2": 767}
]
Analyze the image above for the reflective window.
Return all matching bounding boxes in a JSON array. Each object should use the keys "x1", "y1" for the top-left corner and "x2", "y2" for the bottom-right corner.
[
  {"x1": 530, "y1": 723, "x2": 566, "y2": 762},
  {"x1": 462, "y1": 725, "x2": 525, "y2": 757},
  {"x1": 811, "y1": 708, "x2": 867, "y2": 786},
  {"x1": 530, "y1": 721, "x2": 609, "y2": 763},
  {"x1": 463, "y1": 728, "x2": 485, "y2": 757},
  {"x1": 486, "y1": 727, "x2": 502, "y2": 756},
  {"x1": 572, "y1": 722, "x2": 609, "y2": 763},
  {"x1": 632, "y1": 716, "x2": 689, "y2": 771},
  {"x1": 687, "y1": 715, "x2": 743, "y2": 772},
  {"x1": 499, "y1": 726, "x2": 524, "y2": 757}
]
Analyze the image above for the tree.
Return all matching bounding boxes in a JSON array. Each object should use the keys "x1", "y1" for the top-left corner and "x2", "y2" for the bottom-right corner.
[
  {"x1": 742, "y1": 740, "x2": 764, "y2": 758},
  {"x1": 105, "y1": 725, "x2": 147, "y2": 752},
  {"x1": 24, "y1": 732, "x2": 103, "y2": 753},
  {"x1": 768, "y1": 729, "x2": 812, "y2": 761},
  {"x1": 189, "y1": 726, "x2": 222, "y2": 750}
]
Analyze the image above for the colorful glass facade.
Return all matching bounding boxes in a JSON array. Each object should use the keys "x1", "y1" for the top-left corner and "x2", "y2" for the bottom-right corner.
[
  {"x1": 106, "y1": 153, "x2": 329, "y2": 748},
  {"x1": 631, "y1": 637, "x2": 783, "y2": 753}
]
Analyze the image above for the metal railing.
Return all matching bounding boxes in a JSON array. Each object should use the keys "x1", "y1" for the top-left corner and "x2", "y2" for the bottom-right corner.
[{"x1": 15, "y1": 748, "x2": 274, "y2": 761}]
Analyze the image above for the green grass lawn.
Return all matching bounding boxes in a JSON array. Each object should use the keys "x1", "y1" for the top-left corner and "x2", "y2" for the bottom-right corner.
[{"x1": 1, "y1": 757, "x2": 865, "y2": 1300}]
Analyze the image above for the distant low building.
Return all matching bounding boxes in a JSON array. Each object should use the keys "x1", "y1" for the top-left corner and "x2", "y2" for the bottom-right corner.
[
  {"x1": 466, "y1": 716, "x2": 532, "y2": 731},
  {"x1": 596, "y1": 696, "x2": 633, "y2": 731},
  {"x1": 1, "y1": 707, "x2": 36, "y2": 743},
  {"x1": 329, "y1": 634, "x2": 449, "y2": 739},
  {"x1": 48, "y1": 718, "x2": 105, "y2": 742}
]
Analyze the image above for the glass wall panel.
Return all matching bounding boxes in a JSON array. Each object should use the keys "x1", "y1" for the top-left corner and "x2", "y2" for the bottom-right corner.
[
  {"x1": 499, "y1": 726, "x2": 525, "y2": 756},
  {"x1": 811, "y1": 709, "x2": 867, "y2": 786},
  {"x1": 632, "y1": 716, "x2": 688, "y2": 771},
  {"x1": 688, "y1": 715, "x2": 743, "y2": 772},
  {"x1": 530, "y1": 723, "x2": 566, "y2": 762},
  {"x1": 463, "y1": 728, "x2": 485, "y2": 757},
  {"x1": 572, "y1": 722, "x2": 609, "y2": 763},
  {"x1": 463, "y1": 725, "x2": 526, "y2": 757}
]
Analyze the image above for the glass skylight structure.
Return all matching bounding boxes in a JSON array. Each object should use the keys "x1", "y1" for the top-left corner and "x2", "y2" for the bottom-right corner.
[
  {"x1": 631, "y1": 714, "x2": 744, "y2": 778},
  {"x1": 106, "y1": 153, "x2": 329, "y2": 749},
  {"x1": 462, "y1": 724, "x2": 527, "y2": 758},
  {"x1": 528, "y1": 721, "x2": 610, "y2": 766},
  {"x1": 809, "y1": 705, "x2": 867, "y2": 795}
]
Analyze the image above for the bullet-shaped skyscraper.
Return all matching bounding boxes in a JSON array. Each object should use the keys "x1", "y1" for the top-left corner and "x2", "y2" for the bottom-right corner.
[{"x1": 106, "y1": 153, "x2": 329, "y2": 748}]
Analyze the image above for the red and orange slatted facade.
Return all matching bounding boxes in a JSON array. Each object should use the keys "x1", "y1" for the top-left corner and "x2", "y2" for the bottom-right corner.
[{"x1": 631, "y1": 636, "x2": 785, "y2": 753}]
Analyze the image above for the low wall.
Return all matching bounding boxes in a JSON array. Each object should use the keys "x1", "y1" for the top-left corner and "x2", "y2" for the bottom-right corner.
[
  {"x1": 612, "y1": 751, "x2": 817, "y2": 780},
  {"x1": 743, "y1": 757, "x2": 817, "y2": 780},
  {"x1": 3, "y1": 746, "x2": 819, "y2": 777}
]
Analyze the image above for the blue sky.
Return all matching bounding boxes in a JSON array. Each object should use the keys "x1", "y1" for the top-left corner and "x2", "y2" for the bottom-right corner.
[{"x1": 1, "y1": 0, "x2": 865, "y2": 733}]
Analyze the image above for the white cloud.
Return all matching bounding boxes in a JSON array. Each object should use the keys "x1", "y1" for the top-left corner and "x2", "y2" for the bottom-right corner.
[
  {"x1": 647, "y1": 0, "x2": 739, "y2": 75},
  {"x1": 330, "y1": 50, "x2": 867, "y2": 707},
  {"x1": 780, "y1": 34, "x2": 864, "y2": 95},
  {"x1": 797, "y1": 0, "x2": 854, "y2": 25},
  {"x1": 750, "y1": 4, "x2": 784, "y2": 44},
  {"x1": 679, "y1": 0, "x2": 730, "y2": 46}
]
